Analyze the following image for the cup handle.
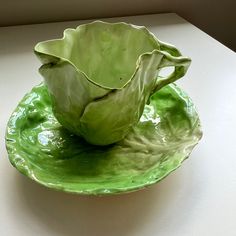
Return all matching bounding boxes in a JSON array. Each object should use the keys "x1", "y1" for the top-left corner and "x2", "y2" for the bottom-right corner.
[{"x1": 152, "y1": 41, "x2": 191, "y2": 92}]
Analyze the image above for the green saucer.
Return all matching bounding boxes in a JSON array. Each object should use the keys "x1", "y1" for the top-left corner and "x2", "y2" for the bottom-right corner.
[{"x1": 6, "y1": 83, "x2": 202, "y2": 195}]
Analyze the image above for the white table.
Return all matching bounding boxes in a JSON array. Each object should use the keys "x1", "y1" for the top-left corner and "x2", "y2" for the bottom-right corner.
[{"x1": 1, "y1": 13, "x2": 236, "y2": 236}]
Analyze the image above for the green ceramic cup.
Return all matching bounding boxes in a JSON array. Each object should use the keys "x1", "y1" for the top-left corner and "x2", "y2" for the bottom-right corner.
[{"x1": 34, "y1": 21, "x2": 191, "y2": 145}]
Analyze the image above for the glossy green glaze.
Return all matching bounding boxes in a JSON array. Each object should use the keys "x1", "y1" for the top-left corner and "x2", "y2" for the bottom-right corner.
[
  {"x1": 6, "y1": 83, "x2": 202, "y2": 195},
  {"x1": 34, "y1": 21, "x2": 191, "y2": 145}
]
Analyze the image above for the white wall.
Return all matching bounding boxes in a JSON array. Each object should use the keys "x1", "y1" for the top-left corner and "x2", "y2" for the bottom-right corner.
[
  {"x1": 0, "y1": 0, "x2": 173, "y2": 25},
  {"x1": 0, "y1": 0, "x2": 235, "y2": 51},
  {"x1": 174, "y1": 0, "x2": 235, "y2": 51}
]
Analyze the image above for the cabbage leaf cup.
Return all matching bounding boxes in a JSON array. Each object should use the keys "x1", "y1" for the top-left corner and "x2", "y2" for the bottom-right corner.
[{"x1": 34, "y1": 21, "x2": 191, "y2": 145}]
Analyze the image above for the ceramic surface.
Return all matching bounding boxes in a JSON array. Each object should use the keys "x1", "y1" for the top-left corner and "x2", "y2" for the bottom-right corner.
[
  {"x1": 6, "y1": 83, "x2": 202, "y2": 195},
  {"x1": 35, "y1": 21, "x2": 191, "y2": 145}
]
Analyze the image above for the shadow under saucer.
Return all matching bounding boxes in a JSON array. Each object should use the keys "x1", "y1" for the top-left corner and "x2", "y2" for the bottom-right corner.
[{"x1": 11, "y1": 170, "x2": 184, "y2": 236}]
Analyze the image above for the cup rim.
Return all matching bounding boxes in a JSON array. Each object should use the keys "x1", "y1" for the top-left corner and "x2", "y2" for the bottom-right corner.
[{"x1": 34, "y1": 21, "x2": 166, "y2": 90}]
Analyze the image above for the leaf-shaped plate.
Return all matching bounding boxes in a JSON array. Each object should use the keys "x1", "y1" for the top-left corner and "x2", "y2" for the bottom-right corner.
[{"x1": 5, "y1": 83, "x2": 202, "y2": 195}]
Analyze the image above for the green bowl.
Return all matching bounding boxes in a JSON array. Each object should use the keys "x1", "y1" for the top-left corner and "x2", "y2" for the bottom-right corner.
[{"x1": 5, "y1": 82, "x2": 202, "y2": 195}]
